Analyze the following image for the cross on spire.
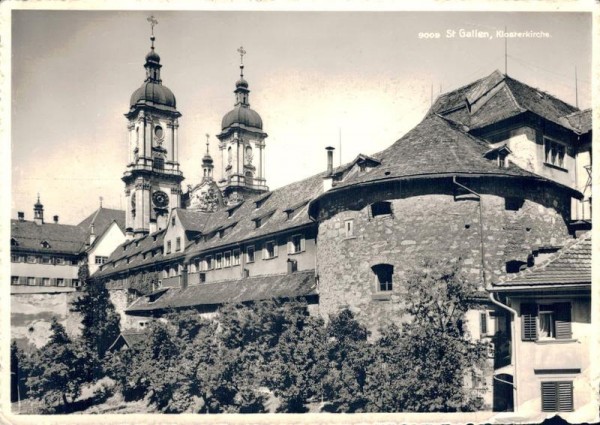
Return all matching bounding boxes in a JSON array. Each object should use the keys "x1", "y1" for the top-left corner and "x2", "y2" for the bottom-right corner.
[
  {"x1": 237, "y1": 46, "x2": 246, "y2": 78},
  {"x1": 147, "y1": 15, "x2": 158, "y2": 49},
  {"x1": 205, "y1": 134, "x2": 210, "y2": 154}
]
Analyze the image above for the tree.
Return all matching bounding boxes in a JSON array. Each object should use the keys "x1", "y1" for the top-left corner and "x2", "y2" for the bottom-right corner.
[
  {"x1": 388, "y1": 259, "x2": 488, "y2": 412},
  {"x1": 26, "y1": 318, "x2": 91, "y2": 410},
  {"x1": 322, "y1": 309, "x2": 372, "y2": 413},
  {"x1": 11, "y1": 340, "x2": 30, "y2": 403},
  {"x1": 71, "y1": 264, "x2": 121, "y2": 363}
]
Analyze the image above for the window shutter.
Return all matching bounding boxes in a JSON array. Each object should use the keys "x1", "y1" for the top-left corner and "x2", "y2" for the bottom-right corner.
[
  {"x1": 480, "y1": 312, "x2": 488, "y2": 336},
  {"x1": 300, "y1": 237, "x2": 305, "y2": 252},
  {"x1": 541, "y1": 382, "x2": 557, "y2": 412},
  {"x1": 521, "y1": 303, "x2": 538, "y2": 341},
  {"x1": 274, "y1": 243, "x2": 279, "y2": 257},
  {"x1": 554, "y1": 302, "x2": 572, "y2": 340},
  {"x1": 19, "y1": 276, "x2": 26, "y2": 285},
  {"x1": 35, "y1": 277, "x2": 42, "y2": 286},
  {"x1": 557, "y1": 382, "x2": 574, "y2": 412},
  {"x1": 287, "y1": 238, "x2": 292, "y2": 254}
]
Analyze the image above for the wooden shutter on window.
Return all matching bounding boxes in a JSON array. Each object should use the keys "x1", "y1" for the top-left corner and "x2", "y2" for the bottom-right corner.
[
  {"x1": 554, "y1": 302, "x2": 572, "y2": 340},
  {"x1": 521, "y1": 303, "x2": 538, "y2": 341},
  {"x1": 19, "y1": 276, "x2": 26, "y2": 285},
  {"x1": 557, "y1": 382, "x2": 574, "y2": 412},
  {"x1": 541, "y1": 382, "x2": 557, "y2": 412}
]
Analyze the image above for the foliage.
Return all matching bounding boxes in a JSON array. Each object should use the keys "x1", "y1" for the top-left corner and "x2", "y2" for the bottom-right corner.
[
  {"x1": 71, "y1": 264, "x2": 121, "y2": 363},
  {"x1": 364, "y1": 260, "x2": 488, "y2": 412},
  {"x1": 11, "y1": 340, "x2": 30, "y2": 402},
  {"x1": 322, "y1": 309, "x2": 372, "y2": 413},
  {"x1": 26, "y1": 318, "x2": 92, "y2": 410}
]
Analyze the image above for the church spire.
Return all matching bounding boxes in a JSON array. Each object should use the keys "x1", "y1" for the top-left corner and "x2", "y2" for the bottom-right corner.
[
  {"x1": 234, "y1": 46, "x2": 250, "y2": 106},
  {"x1": 202, "y1": 133, "x2": 214, "y2": 182},
  {"x1": 144, "y1": 15, "x2": 162, "y2": 83}
]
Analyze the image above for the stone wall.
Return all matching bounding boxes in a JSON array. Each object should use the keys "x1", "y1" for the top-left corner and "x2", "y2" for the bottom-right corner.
[
  {"x1": 11, "y1": 292, "x2": 83, "y2": 351},
  {"x1": 315, "y1": 177, "x2": 572, "y2": 332}
]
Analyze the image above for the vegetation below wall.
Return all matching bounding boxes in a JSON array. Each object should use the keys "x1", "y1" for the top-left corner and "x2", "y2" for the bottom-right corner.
[{"x1": 11, "y1": 261, "x2": 489, "y2": 414}]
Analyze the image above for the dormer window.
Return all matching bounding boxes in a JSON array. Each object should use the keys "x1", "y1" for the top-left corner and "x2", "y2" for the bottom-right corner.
[
  {"x1": 227, "y1": 202, "x2": 243, "y2": 217},
  {"x1": 255, "y1": 193, "x2": 272, "y2": 209},
  {"x1": 40, "y1": 241, "x2": 51, "y2": 249},
  {"x1": 284, "y1": 200, "x2": 309, "y2": 220},
  {"x1": 11, "y1": 238, "x2": 18, "y2": 247},
  {"x1": 253, "y1": 210, "x2": 275, "y2": 229}
]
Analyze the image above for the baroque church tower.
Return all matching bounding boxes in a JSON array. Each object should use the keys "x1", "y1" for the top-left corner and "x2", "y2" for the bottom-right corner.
[
  {"x1": 217, "y1": 47, "x2": 268, "y2": 204},
  {"x1": 122, "y1": 19, "x2": 184, "y2": 237}
]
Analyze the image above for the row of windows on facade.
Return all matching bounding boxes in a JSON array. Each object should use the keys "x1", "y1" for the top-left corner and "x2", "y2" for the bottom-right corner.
[
  {"x1": 11, "y1": 276, "x2": 81, "y2": 287},
  {"x1": 11, "y1": 255, "x2": 78, "y2": 266},
  {"x1": 189, "y1": 235, "x2": 305, "y2": 273}
]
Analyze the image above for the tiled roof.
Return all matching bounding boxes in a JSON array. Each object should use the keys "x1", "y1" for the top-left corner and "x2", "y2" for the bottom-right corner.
[
  {"x1": 176, "y1": 209, "x2": 212, "y2": 233},
  {"x1": 78, "y1": 207, "x2": 126, "y2": 235},
  {"x1": 11, "y1": 220, "x2": 88, "y2": 254},
  {"x1": 108, "y1": 331, "x2": 148, "y2": 351},
  {"x1": 330, "y1": 113, "x2": 541, "y2": 190},
  {"x1": 432, "y1": 70, "x2": 581, "y2": 131},
  {"x1": 494, "y1": 233, "x2": 591, "y2": 288},
  {"x1": 126, "y1": 270, "x2": 317, "y2": 313},
  {"x1": 184, "y1": 173, "x2": 325, "y2": 258},
  {"x1": 560, "y1": 109, "x2": 592, "y2": 134},
  {"x1": 93, "y1": 229, "x2": 168, "y2": 278}
]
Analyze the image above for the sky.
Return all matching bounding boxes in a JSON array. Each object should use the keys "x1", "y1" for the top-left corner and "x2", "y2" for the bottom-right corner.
[{"x1": 9, "y1": 7, "x2": 593, "y2": 225}]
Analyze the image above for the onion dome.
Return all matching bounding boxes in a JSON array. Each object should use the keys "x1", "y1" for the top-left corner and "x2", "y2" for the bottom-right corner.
[
  {"x1": 129, "y1": 35, "x2": 177, "y2": 110},
  {"x1": 221, "y1": 62, "x2": 263, "y2": 130}
]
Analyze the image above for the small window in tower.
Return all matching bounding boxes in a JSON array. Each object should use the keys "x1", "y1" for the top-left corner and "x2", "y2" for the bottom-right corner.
[
  {"x1": 372, "y1": 263, "x2": 393, "y2": 292},
  {"x1": 245, "y1": 145, "x2": 253, "y2": 165},
  {"x1": 370, "y1": 201, "x2": 393, "y2": 218},
  {"x1": 154, "y1": 125, "x2": 164, "y2": 139}
]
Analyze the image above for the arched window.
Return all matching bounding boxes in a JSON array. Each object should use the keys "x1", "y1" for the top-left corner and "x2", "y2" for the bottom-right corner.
[
  {"x1": 372, "y1": 263, "x2": 393, "y2": 292},
  {"x1": 245, "y1": 145, "x2": 253, "y2": 164}
]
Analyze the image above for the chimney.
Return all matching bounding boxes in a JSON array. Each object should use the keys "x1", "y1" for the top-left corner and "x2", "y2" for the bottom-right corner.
[
  {"x1": 287, "y1": 259, "x2": 298, "y2": 274},
  {"x1": 53, "y1": 215, "x2": 59, "y2": 224},
  {"x1": 17, "y1": 212, "x2": 24, "y2": 221},
  {"x1": 326, "y1": 146, "x2": 335, "y2": 175}
]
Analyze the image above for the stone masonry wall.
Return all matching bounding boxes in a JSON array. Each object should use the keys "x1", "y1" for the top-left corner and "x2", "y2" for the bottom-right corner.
[{"x1": 316, "y1": 177, "x2": 572, "y2": 332}]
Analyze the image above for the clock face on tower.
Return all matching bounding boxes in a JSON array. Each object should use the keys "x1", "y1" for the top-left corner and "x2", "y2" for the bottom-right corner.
[{"x1": 152, "y1": 190, "x2": 169, "y2": 208}]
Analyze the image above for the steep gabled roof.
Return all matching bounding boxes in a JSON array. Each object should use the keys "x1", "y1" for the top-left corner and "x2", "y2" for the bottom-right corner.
[
  {"x1": 494, "y1": 233, "x2": 591, "y2": 288},
  {"x1": 78, "y1": 207, "x2": 126, "y2": 235},
  {"x1": 126, "y1": 270, "x2": 317, "y2": 313},
  {"x1": 11, "y1": 220, "x2": 88, "y2": 254},
  {"x1": 432, "y1": 70, "x2": 581, "y2": 131},
  {"x1": 560, "y1": 109, "x2": 592, "y2": 134}
]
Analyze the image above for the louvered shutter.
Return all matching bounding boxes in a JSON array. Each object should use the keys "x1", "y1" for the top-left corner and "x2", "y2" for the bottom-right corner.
[
  {"x1": 554, "y1": 302, "x2": 572, "y2": 340},
  {"x1": 51, "y1": 278, "x2": 57, "y2": 286},
  {"x1": 521, "y1": 303, "x2": 538, "y2": 341},
  {"x1": 19, "y1": 276, "x2": 26, "y2": 285},
  {"x1": 541, "y1": 382, "x2": 557, "y2": 412},
  {"x1": 557, "y1": 382, "x2": 574, "y2": 412}
]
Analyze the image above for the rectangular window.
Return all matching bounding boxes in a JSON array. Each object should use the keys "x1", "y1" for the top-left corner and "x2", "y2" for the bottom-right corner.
[
  {"x1": 224, "y1": 251, "x2": 231, "y2": 267},
  {"x1": 345, "y1": 219, "x2": 354, "y2": 238},
  {"x1": 206, "y1": 256, "x2": 213, "y2": 270},
  {"x1": 289, "y1": 234, "x2": 303, "y2": 254},
  {"x1": 27, "y1": 277, "x2": 35, "y2": 286},
  {"x1": 57, "y1": 278, "x2": 65, "y2": 287},
  {"x1": 521, "y1": 302, "x2": 572, "y2": 341},
  {"x1": 264, "y1": 241, "x2": 277, "y2": 259},
  {"x1": 95, "y1": 256, "x2": 108, "y2": 265},
  {"x1": 27, "y1": 256, "x2": 37, "y2": 264},
  {"x1": 480, "y1": 312, "x2": 488, "y2": 336},
  {"x1": 167, "y1": 241, "x2": 172, "y2": 254},
  {"x1": 55, "y1": 257, "x2": 64, "y2": 265},
  {"x1": 176, "y1": 237, "x2": 181, "y2": 252},
  {"x1": 72, "y1": 279, "x2": 80, "y2": 287},
  {"x1": 541, "y1": 381, "x2": 573, "y2": 412},
  {"x1": 42, "y1": 277, "x2": 50, "y2": 286},
  {"x1": 71, "y1": 259, "x2": 79, "y2": 265},
  {"x1": 40, "y1": 257, "x2": 51, "y2": 264},
  {"x1": 544, "y1": 138, "x2": 567, "y2": 169},
  {"x1": 11, "y1": 276, "x2": 19, "y2": 285},
  {"x1": 246, "y1": 246, "x2": 255, "y2": 263},
  {"x1": 370, "y1": 201, "x2": 393, "y2": 218},
  {"x1": 216, "y1": 253, "x2": 222, "y2": 269},
  {"x1": 232, "y1": 249, "x2": 241, "y2": 266}
]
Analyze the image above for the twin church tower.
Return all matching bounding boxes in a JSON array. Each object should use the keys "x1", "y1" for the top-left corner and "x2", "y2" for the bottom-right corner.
[{"x1": 123, "y1": 22, "x2": 268, "y2": 237}]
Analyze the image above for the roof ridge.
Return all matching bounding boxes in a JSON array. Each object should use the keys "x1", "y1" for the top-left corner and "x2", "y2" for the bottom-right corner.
[{"x1": 504, "y1": 75, "x2": 579, "y2": 112}]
